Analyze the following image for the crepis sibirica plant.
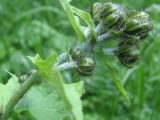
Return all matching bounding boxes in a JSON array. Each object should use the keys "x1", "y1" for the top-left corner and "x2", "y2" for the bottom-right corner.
[{"x1": 0, "y1": 1, "x2": 153, "y2": 120}]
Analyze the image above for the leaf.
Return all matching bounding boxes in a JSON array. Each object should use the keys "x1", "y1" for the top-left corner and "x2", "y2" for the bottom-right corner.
[
  {"x1": 15, "y1": 84, "x2": 71, "y2": 120},
  {"x1": 63, "y1": 81, "x2": 84, "y2": 120},
  {"x1": 60, "y1": 0, "x2": 85, "y2": 41},
  {"x1": 0, "y1": 72, "x2": 20, "y2": 109},
  {"x1": 70, "y1": 6, "x2": 96, "y2": 38},
  {"x1": 29, "y1": 54, "x2": 84, "y2": 120},
  {"x1": 102, "y1": 54, "x2": 130, "y2": 104}
]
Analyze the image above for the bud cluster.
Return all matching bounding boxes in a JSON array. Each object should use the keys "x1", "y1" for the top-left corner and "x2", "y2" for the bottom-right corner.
[{"x1": 93, "y1": 2, "x2": 152, "y2": 67}]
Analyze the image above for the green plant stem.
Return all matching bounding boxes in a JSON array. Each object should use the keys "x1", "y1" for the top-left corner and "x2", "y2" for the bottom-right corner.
[
  {"x1": 103, "y1": 47, "x2": 118, "y2": 55},
  {"x1": 57, "y1": 61, "x2": 77, "y2": 71},
  {"x1": 0, "y1": 61, "x2": 78, "y2": 120},
  {"x1": 55, "y1": 52, "x2": 68, "y2": 66},
  {"x1": 95, "y1": 20, "x2": 105, "y2": 35},
  {"x1": 97, "y1": 32, "x2": 113, "y2": 42}
]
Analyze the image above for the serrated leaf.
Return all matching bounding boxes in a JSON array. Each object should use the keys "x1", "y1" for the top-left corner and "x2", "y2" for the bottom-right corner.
[
  {"x1": 60, "y1": 0, "x2": 85, "y2": 41},
  {"x1": 70, "y1": 6, "x2": 96, "y2": 39},
  {"x1": 102, "y1": 54, "x2": 130, "y2": 104},
  {"x1": 29, "y1": 54, "x2": 84, "y2": 120},
  {"x1": 0, "y1": 73, "x2": 20, "y2": 109}
]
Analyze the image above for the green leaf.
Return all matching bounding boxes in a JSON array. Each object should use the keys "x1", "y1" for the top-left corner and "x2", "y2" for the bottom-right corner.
[
  {"x1": 27, "y1": 86, "x2": 70, "y2": 120},
  {"x1": 63, "y1": 81, "x2": 84, "y2": 120},
  {"x1": 29, "y1": 54, "x2": 84, "y2": 120},
  {"x1": 0, "y1": 72, "x2": 20, "y2": 109},
  {"x1": 102, "y1": 54, "x2": 130, "y2": 104},
  {"x1": 60, "y1": 0, "x2": 85, "y2": 41},
  {"x1": 70, "y1": 6, "x2": 96, "y2": 38},
  {"x1": 15, "y1": 84, "x2": 71, "y2": 120}
]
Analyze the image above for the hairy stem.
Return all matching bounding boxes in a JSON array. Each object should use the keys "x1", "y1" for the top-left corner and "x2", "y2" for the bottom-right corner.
[
  {"x1": 97, "y1": 32, "x2": 113, "y2": 42},
  {"x1": 95, "y1": 20, "x2": 105, "y2": 35},
  {"x1": 57, "y1": 61, "x2": 77, "y2": 71},
  {"x1": 103, "y1": 47, "x2": 118, "y2": 55},
  {"x1": 55, "y1": 52, "x2": 68, "y2": 66}
]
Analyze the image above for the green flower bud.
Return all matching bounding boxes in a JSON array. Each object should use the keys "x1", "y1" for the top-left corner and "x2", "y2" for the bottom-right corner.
[
  {"x1": 93, "y1": 2, "x2": 126, "y2": 27},
  {"x1": 69, "y1": 46, "x2": 82, "y2": 61},
  {"x1": 115, "y1": 42, "x2": 139, "y2": 68},
  {"x1": 78, "y1": 57, "x2": 96, "y2": 76},
  {"x1": 124, "y1": 11, "x2": 153, "y2": 39},
  {"x1": 93, "y1": 2, "x2": 103, "y2": 22},
  {"x1": 102, "y1": 2, "x2": 126, "y2": 27}
]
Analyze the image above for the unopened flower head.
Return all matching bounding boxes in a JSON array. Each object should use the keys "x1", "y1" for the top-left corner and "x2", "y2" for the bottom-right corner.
[
  {"x1": 70, "y1": 46, "x2": 82, "y2": 61},
  {"x1": 93, "y1": 2, "x2": 126, "y2": 27},
  {"x1": 123, "y1": 10, "x2": 153, "y2": 39},
  {"x1": 102, "y1": 2, "x2": 126, "y2": 27},
  {"x1": 115, "y1": 42, "x2": 140, "y2": 67},
  {"x1": 93, "y1": 2, "x2": 103, "y2": 22},
  {"x1": 77, "y1": 57, "x2": 96, "y2": 76}
]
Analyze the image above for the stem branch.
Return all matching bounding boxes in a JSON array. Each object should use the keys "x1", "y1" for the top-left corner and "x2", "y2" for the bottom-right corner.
[
  {"x1": 57, "y1": 61, "x2": 77, "y2": 71},
  {"x1": 97, "y1": 32, "x2": 113, "y2": 42}
]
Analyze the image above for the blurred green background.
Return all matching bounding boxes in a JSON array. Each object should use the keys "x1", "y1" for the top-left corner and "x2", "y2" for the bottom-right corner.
[{"x1": 0, "y1": 0, "x2": 160, "y2": 120}]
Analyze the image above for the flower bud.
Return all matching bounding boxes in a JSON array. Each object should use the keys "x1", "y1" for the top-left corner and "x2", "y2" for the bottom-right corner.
[
  {"x1": 93, "y1": 2, "x2": 103, "y2": 22},
  {"x1": 115, "y1": 42, "x2": 139, "y2": 67},
  {"x1": 93, "y1": 2, "x2": 126, "y2": 27},
  {"x1": 102, "y1": 2, "x2": 126, "y2": 27},
  {"x1": 123, "y1": 11, "x2": 153, "y2": 39},
  {"x1": 69, "y1": 46, "x2": 82, "y2": 61},
  {"x1": 78, "y1": 57, "x2": 96, "y2": 76}
]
